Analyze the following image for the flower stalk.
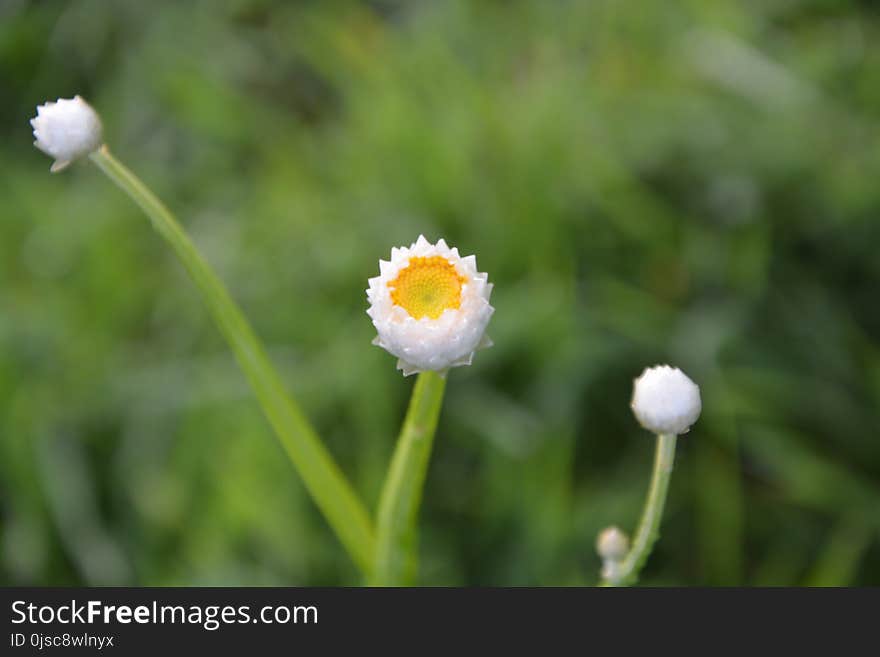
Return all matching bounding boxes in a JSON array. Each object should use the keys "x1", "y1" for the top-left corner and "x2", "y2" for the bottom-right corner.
[
  {"x1": 372, "y1": 370, "x2": 447, "y2": 586},
  {"x1": 601, "y1": 433, "x2": 677, "y2": 586},
  {"x1": 88, "y1": 146, "x2": 376, "y2": 575}
]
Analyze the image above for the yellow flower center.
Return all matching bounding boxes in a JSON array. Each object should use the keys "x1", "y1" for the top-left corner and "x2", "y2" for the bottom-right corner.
[{"x1": 388, "y1": 256, "x2": 466, "y2": 319}]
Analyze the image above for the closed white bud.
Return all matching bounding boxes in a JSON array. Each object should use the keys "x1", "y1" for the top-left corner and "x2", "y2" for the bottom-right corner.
[
  {"x1": 631, "y1": 365, "x2": 701, "y2": 435},
  {"x1": 31, "y1": 95, "x2": 103, "y2": 173},
  {"x1": 596, "y1": 526, "x2": 629, "y2": 561}
]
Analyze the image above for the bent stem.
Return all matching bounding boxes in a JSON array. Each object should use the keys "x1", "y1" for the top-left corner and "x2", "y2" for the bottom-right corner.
[
  {"x1": 372, "y1": 371, "x2": 447, "y2": 586},
  {"x1": 602, "y1": 433, "x2": 677, "y2": 586},
  {"x1": 89, "y1": 146, "x2": 375, "y2": 575}
]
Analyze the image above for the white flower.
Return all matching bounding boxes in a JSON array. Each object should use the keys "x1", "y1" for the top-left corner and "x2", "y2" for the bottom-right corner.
[
  {"x1": 366, "y1": 235, "x2": 494, "y2": 376},
  {"x1": 631, "y1": 365, "x2": 702, "y2": 435},
  {"x1": 31, "y1": 95, "x2": 103, "y2": 172},
  {"x1": 596, "y1": 526, "x2": 629, "y2": 562}
]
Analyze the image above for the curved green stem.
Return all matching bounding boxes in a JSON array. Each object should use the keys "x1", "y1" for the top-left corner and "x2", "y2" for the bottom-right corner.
[
  {"x1": 602, "y1": 433, "x2": 677, "y2": 586},
  {"x1": 89, "y1": 146, "x2": 375, "y2": 575},
  {"x1": 372, "y1": 371, "x2": 447, "y2": 586}
]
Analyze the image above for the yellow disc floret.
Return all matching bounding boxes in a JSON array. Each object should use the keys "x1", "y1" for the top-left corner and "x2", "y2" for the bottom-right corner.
[{"x1": 388, "y1": 256, "x2": 467, "y2": 319}]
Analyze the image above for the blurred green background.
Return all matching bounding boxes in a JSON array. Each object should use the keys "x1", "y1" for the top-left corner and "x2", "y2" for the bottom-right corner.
[{"x1": 2, "y1": 0, "x2": 880, "y2": 586}]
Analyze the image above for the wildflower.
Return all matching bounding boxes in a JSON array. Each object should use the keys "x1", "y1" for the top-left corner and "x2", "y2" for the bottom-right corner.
[
  {"x1": 630, "y1": 365, "x2": 701, "y2": 435},
  {"x1": 367, "y1": 235, "x2": 494, "y2": 376},
  {"x1": 30, "y1": 95, "x2": 103, "y2": 172}
]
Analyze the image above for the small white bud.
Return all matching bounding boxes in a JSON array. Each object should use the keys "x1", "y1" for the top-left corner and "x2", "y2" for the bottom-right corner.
[
  {"x1": 596, "y1": 526, "x2": 630, "y2": 561},
  {"x1": 631, "y1": 365, "x2": 701, "y2": 435},
  {"x1": 30, "y1": 95, "x2": 103, "y2": 173}
]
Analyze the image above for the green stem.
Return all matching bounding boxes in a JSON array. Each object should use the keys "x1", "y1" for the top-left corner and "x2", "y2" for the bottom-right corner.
[
  {"x1": 372, "y1": 371, "x2": 447, "y2": 586},
  {"x1": 89, "y1": 146, "x2": 375, "y2": 575},
  {"x1": 602, "y1": 433, "x2": 677, "y2": 586}
]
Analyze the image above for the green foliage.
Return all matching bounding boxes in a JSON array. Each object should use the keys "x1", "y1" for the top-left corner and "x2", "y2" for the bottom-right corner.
[{"x1": 1, "y1": 0, "x2": 879, "y2": 585}]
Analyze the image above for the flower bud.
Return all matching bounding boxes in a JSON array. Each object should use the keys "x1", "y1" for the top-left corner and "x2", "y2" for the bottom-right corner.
[
  {"x1": 631, "y1": 365, "x2": 701, "y2": 435},
  {"x1": 596, "y1": 526, "x2": 630, "y2": 562},
  {"x1": 31, "y1": 95, "x2": 103, "y2": 172}
]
